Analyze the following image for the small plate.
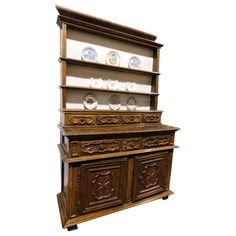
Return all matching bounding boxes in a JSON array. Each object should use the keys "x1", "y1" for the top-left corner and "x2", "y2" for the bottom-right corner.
[
  {"x1": 81, "y1": 47, "x2": 98, "y2": 62},
  {"x1": 126, "y1": 82, "x2": 136, "y2": 92},
  {"x1": 107, "y1": 79, "x2": 119, "y2": 90},
  {"x1": 90, "y1": 78, "x2": 103, "y2": 88},
  {"x1": 128, "y1": 56, "x2": 141, "y2": 69},
  {"x1": 126, "y1": 97, "x2": 137, "y2": 111},
  {"x1": 106, "y1": 51, "x2": 120, "y2": 66},
  {"x1": 109, "y1": 95, "x2": 121, "y2": 110},
  {"x1": 83, "y1": 94, "x2": 98, "y2": 110}
]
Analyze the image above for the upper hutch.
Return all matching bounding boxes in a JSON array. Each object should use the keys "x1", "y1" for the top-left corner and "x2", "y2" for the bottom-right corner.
[{"x1": 56, "y1": 5, "x2": 179, "y2": 231}]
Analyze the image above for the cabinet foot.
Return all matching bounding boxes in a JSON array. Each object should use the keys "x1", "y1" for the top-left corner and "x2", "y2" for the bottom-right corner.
[
  {"x1": 67, "y1": 225, "x2": 78, "y2": 231},
  {"x1": 162, "y1": 196, "x2": 169, "y2": 200}
]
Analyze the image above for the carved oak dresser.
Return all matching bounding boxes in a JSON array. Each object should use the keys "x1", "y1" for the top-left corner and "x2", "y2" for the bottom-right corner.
[{"x1": 56, "y1": 5, "x2": 179, "y2": 231}]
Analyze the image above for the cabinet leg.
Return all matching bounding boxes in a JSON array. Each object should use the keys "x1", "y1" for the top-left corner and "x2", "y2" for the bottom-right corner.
[
  {"x1": 67, "y1": 225, "x2": 78, "y2": 231},
  {"x1": 162, "y1": 196, "x2": 169, "y2": 200}
]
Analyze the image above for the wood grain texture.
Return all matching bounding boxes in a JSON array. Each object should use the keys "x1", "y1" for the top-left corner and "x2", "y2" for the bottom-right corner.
[
  {"x1": 56, "y1": 6, "x2": 179, "y2": 231},
  {"x1": 58, "y1": 143, "x2": 178, "y2": 163},
  {"x1": 58, "y1": 124, "x2": 179, "y2": 136},
  {"x1": 61, "y1": 111, "x2": 162, "y2": 127}
]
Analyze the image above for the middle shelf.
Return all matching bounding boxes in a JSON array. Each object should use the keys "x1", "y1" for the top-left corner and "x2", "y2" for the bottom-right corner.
[
  {"x1": 60, "y1": 85, "x2": 159, "y2": 96},
  {"x1": 59, "y1": 57, "x2": 160, "y2": 76}
]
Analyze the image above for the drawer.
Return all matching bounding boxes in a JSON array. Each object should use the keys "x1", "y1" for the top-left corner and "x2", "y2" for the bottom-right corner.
[
  {"x1": 61, "y1": 112, "x2": 162, "y2": 127},
  {"x1": 64, "y1": 133, "x2": 175, "y2": 157},
  {"x1": 80, "y1": 139, "x2": 122, "y2": 156}
]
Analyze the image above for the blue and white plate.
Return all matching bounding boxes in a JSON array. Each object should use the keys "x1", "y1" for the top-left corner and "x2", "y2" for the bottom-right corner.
[
  {"x1": 81, "y1": 47, "x2": 98, "y2": 62},
  {"x1": 128, "y1": 56, "x2": 141, "y2": 69}
]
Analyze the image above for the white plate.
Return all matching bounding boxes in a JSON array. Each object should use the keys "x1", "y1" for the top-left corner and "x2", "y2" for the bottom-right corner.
[
  {"x1": 90, "y1": 78, "x2": 103, "y2": 88},
  {"x1": 107, "y1": 79, "x2": 119, "y2": 90},
  {"x1": 106, "y1": 51, "x2": 120, "y2": 66},
  {"x1": 81, "y1": 47, "x2": 98, "y2": 62},
  {"x1": 126, "y1": 97, "x2": 137, "y2": 111},
  {"x1": 128, "y1": 56, "x2": 141, "y2": 69},
  {"x1": 126, "y1": 82, "x2": 136, "y2": 92},
  {"x1": 83, "y1": 94, "x2": 97, "y2": 110},
  {"x1": 109, "y1": 95, "x2": 121, "y2": 110}
]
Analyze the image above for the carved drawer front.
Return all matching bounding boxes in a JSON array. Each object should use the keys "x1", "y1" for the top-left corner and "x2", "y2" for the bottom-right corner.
[
  {"x1": 142, "y1": 134, "x2": 174, "y2": 149},
  {"x1": 97, "y1": 115, "x2": 121, "y2": 125},
  {"x1": 80, "y1": 139, "x2": 121, "y2": 156},
  {"x1": 67, "y1": 115, "x2": 95, "y2": 126},
  {"x1": 79, "y1": 158, "x2": 127, "y2": 214},
  {"x1": 142, "y1": 114, "x2": 161, "y2": 123},
  {"x1": 121, "y1": 115, "x2": 142, "y2": 124},
  {"x1": 132, "y1": 152, "x2": 168, "y2": 201},
  {"x1": 122, "y1": 138, "x2": 142, "y2": 151}
]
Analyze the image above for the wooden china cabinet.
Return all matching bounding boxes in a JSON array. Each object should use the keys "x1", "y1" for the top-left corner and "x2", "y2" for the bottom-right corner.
[{"x1": 56, "y1": 5, "x2": 179, "y2": 231}]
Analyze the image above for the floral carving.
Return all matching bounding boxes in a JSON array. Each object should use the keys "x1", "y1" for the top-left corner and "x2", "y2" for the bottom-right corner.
[
  {"x1": 91, "y1": 171, "x2": 116, "y2": 201},
  {"x1": 139, "y1": 162, "x2": 161, "y2": 189}
]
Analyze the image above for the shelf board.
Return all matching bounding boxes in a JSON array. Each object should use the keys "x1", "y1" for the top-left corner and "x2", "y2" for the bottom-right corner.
[
  {"x1": 59, "y1": 57, "x2": 160, "y2": 76},
  {"x1": 60, "y1": 109, "x2": 162, "y2": 113},
  {"x1": 60, "y1": 85, "x2": 159, "y2": 96},
  {"x1": 58, "y1": 124, "x2": 180, "y2": 136}
]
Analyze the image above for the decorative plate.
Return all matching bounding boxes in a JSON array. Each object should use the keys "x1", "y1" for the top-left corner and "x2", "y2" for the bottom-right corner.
[
  {"x1": 126, "y1": 97, "x2": 137, "y2": 111},
  {"x1": 81, "y1": 47, "x2": 98, "y2": 62},
  {"x1": 128, "y1": 56, "x2": 141, "y2": 69},
  {"x1": 83, "y1": 94, "x2": 98, "y2": 110},
  {"x1": 106, "y1": 51, "x2": 120, "y2": 66},
  {"x1": 126, "y1": 82, "x2": 136, "y2": 92},
  {"x1": 90, "y1": 78, "x2": 103, "y2": 88},
  {"x1": 109, "y1": 95, "x2": 121, "y2": 110},
  {"x1": 107, "y1": 79, "x2": 119, "y2": 90}
]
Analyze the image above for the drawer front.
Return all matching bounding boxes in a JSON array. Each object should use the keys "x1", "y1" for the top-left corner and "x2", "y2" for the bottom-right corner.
[
  {"x1": 65, "y1": 134, "x2": 175, "y2": 157},
  {"x1": 79, "y1": 158, "x2": 127, "y2": 214},
  {"x1": 61, "y1": 112, "x2": 162, "y2": 127},
  {"x1": 80, "y1": 139, "x2": 121, "y2": 156},
  {"x1": 67, "y1": 115, "x2": 96, "y2": 126},
  {"x1": 132, "y1": 152, "x2": 168, "y2": 201}
]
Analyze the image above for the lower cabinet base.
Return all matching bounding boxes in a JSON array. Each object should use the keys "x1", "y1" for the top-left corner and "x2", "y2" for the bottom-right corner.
[{"x1": 57, "y1": 190, "x2": 174, "y2": 230}]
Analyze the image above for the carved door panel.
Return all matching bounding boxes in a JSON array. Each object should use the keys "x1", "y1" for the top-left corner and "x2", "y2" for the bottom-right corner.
[
  {"x1": 132, "y1": 152, "x2": 168, "y2": 201},
  {"x1": 79, "y1": 158, "x2": 127, "y2": 214}
]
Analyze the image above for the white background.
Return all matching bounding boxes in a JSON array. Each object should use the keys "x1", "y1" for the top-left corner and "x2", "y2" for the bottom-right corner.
[{"x1": 0, "y1": 0, "x2": 236, "y2": 235}]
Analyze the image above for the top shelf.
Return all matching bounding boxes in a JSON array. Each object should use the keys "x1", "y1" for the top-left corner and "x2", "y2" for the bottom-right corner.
[{"x1": 59, "y1": 57, "x2": 160, "y2": 77}]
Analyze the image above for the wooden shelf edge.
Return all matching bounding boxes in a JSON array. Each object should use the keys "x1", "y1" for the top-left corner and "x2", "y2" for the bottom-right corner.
[
  {"x1": 58, "y1": 124, "x2": 180, "y2": 136},
  {"x1": 57, "y1": 190, "x2": 174, "y2": 228},
  {"x1": 58, "y1": 143, "x2": 178, "y2": 163},
  {"x1": 60, "y1": 109, "x2": 163, "y2": 113},
  {"x1": 59, "y1": 57, "x2": 160, "y2": 76},
  {"x1": 60, "y1": 85, "x2": 159, "y2": 96}
]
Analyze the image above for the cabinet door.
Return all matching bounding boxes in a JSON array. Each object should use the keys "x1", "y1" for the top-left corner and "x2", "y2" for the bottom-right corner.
[
  {"x1": 79, "y1": 158, "x2": 127, "y2": 214},
  {"x1": 132, "y1": 152, "x2": 168, "y2": 201}
]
